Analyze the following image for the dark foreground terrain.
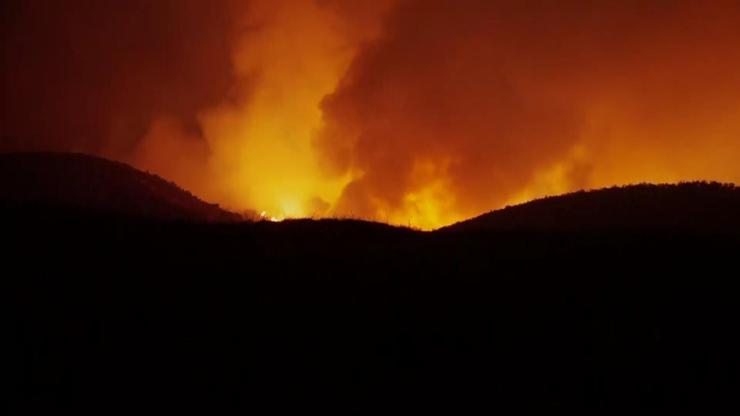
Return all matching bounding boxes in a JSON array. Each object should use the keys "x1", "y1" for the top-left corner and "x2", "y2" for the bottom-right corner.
[{"x1": 5, "y1": 153, "x2": 740, "y2": 412}]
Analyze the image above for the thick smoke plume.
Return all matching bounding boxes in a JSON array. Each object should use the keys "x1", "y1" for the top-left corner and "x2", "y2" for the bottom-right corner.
[
  {"x1": 3, "y1": 1, "x2": 740, "y2": 228},
  {"x1": 317, "y1": 0, "x2": 740, "y2": 227}
]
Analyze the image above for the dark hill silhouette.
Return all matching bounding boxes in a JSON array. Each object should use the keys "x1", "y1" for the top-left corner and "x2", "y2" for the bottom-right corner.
[
  {"x1": 0, "y1": 152, "x2": 241, "y2": 222},
  {"x1": 5, "y1": 154, "x2": 740, "y2": 412},
  {"x1": 444, "y1": 182, "x2": 740, "y2": 233}
]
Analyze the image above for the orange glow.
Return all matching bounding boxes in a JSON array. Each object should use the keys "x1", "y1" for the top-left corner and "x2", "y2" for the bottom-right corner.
[
  {"x1": 117, "y1": 1, "x2": 740, "y2": 230},
  {"x1": 196, "y1": 0, "x2": 356, "y2": 219}
]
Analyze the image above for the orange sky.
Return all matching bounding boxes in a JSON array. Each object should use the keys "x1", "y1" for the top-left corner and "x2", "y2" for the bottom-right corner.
[{"x1": 3, "y1": 0, "x2": 740, "y2": 229}]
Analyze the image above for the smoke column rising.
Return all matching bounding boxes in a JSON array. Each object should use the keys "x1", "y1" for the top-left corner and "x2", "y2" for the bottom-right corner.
[{"x1": 2, "y1": 0, "x2": 740, "y2": 228}]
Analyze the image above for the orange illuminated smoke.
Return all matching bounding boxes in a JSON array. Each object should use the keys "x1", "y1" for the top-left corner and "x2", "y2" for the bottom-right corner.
[{"x1": 130, "y1": 1, "x2": 740, "y2": 230}]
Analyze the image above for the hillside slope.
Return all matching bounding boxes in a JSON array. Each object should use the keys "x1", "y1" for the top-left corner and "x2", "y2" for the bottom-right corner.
[
  {"x1": 443, "y1": 182, "x2": 740, "y2": 232},
  {"x1": 5, "y1": 167, "x2": 740, "y2": 411},
  {"x1": 0, "y1": 152, "x2": 240, "y2": 222}
]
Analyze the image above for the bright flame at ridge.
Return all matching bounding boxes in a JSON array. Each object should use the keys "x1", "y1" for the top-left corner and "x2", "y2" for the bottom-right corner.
[
  {"x1": 129, "y1": 0, "x2": 740, "y2": 231},
  {"x1": 199, "y1": 0, "x2": 356, "y2": 221}
]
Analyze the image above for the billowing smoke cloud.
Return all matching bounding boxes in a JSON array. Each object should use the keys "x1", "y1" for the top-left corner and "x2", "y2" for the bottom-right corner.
[
  {"x1": 3, "y1": 1, "x2": 740, "y2": 228},
  {"x1": 179, "y1": 0, "x2": 392, "y2": 213},
  {"x1": 317, "y1": 0, "x2": 740, "y2": 227}
]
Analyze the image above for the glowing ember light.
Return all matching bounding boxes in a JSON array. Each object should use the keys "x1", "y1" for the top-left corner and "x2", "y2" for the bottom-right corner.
[
  {"x1": 259, "y1": 211, "x2": 284, "y2": 223},
  {"x1": 118, "y1": 1, "x2": 740, "y2": 231}
]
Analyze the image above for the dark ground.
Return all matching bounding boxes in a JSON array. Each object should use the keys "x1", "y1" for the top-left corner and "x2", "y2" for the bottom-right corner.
[
  {"x1": 6, "y1": 212, "x2": 739, "y2": 412},
  {"x1": 4, "y1": 154, "x2": 740, "y2": 412}
]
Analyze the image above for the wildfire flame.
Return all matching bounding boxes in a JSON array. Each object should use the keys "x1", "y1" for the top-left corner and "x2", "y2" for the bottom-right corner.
[
  {"x1": 123, "y1": 0, "x2": 740, "y2": 230},
  {"x1": 259, "y1": 211, "x2": 283, "y2": 223}
]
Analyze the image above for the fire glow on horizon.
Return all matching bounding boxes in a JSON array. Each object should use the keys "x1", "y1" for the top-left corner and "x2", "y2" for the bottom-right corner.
[{"x1": 4, "y1": 1, "x2": 740, "y2": 229}]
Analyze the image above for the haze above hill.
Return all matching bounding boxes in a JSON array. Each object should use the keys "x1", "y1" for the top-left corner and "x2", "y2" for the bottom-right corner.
[{"x1": 1, "y1": 152, "x2": 738, "y2": 233}]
